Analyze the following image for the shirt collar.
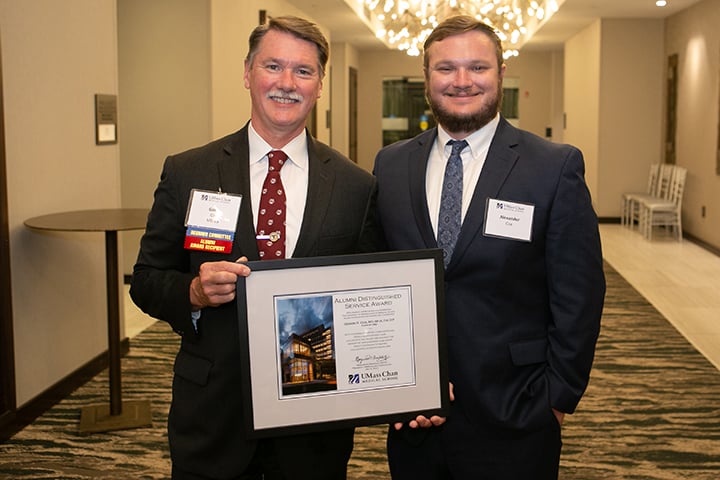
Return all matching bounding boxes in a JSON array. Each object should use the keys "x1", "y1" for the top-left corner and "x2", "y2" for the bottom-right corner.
[
  {"x1": 248, "y1": 123, "x2": 308, "y2": 170},
  {"x1": 436, "y1": 113, "x2": 501, "y2": 160}
]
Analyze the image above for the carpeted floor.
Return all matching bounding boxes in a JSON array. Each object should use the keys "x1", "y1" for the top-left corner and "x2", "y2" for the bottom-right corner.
[{"x1": 1, "y1": 263, "x2": 719, "y2": 479}]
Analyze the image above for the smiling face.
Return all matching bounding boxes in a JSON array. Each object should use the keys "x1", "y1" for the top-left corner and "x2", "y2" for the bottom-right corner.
[
  {"x1": 424, "y1": 29, "x2": 506, "y2": 138},
  {"x1": 244, "y1": 29, "x2": 323, "y2": 146}
]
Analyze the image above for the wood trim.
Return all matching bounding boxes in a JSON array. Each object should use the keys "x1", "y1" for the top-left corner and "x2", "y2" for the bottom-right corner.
[{"x1": 0, "y1": 26, "x2": 17, "y2": 422}]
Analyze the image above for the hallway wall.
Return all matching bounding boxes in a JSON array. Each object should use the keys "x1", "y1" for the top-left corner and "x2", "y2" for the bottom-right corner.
[
  {"x1": 561, "y1": 0, "x2": 720, "y2": 251},
  {"x1": 665, "y1": 0, "x2": 720, "y2": 249},
  {"x1": 564, "y1": 19, "x2": 665, "y2": 218},
  {"x1": 117, "y1": 0, "x2": 213, "y2": 274},
  {"x1": 598, "y1": 19, "x2": 665, "y2": 220},
  {"x1": 1, "y1": 0, "x2": 121, "y2": 405}
]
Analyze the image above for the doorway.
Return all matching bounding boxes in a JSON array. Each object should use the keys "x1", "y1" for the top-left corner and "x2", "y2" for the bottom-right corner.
[
  {"x1": 665, "y1": 53, "x2": 678, "y2": 165},
  {"x1": 349, "y1": 67, "x2": 358, "y2": 162}
]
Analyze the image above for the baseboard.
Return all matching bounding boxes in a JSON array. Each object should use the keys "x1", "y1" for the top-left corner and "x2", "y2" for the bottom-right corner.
[
  {"x1": 598, "y1": 216, "x2": 621, "y2": 224},
  {"x1": 685, "y1": 232, "x2": 720, "y2": 257},
  {"x1": 0, "y1": 338, "x2": 130, "y2": 443}
]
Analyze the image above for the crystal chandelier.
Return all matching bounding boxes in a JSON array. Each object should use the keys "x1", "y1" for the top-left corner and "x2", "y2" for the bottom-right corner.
[{"x1": 361, "y1": 0, "x2": 561, "y2": 57}]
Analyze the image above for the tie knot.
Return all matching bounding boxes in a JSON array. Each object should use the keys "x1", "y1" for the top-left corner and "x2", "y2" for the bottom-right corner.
[
  {"x1": 447, "y1": 139, "x2": 468, "y2": 157},
  {"x1": 267, "y1": 150, "x2": 287, "y2": 172}
]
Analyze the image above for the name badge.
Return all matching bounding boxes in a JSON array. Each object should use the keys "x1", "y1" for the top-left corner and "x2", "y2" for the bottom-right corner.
[
  {"x1": 483, "y1": 198, "x2": 534, "y2": 242},
  {"x1": 184, "y1": 189, "x2": 242, "y2": 253}
]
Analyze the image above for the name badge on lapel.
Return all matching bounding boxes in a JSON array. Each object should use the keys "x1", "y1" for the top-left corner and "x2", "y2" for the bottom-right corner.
[
  {"x1": 483, "y1": 198, "x2": 534, "y2": 242},
  {"x1": 184, "y1": 189, "x2": 242, "y2": 253}
]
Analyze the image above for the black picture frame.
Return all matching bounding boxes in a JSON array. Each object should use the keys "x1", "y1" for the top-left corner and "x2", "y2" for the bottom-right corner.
[{"x1": 236, "y1": 249, "x2": 448, "y2": 438}]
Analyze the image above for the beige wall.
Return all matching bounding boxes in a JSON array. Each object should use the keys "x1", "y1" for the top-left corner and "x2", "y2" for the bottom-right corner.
[
  {"x1": 666, "y1": 0, "x2": 720, "y2": 248},
  {"x1": 562, "y1": 6, "x2": 719, "y2": 253},
  {"x1": 209, "y1": 0, "x2": 331, "y2": 142},
  {"x1": 565, "y1": 20, "x2": 602, "y2": 207},
  {"x1": 1, "y1": 0, "x2": 121, "y2": 405},
  {"x1": 118, "y1": 0, "x2": 213, "y2": 273},
  {"x1": 598, "y1": 19, "x2": 665, "y2": 217},
  {"x1": 505, "y1": 50, "x2": 562, "y2": 141},
  {"x1": 2, "y1": 0, "x2": 336, "y2": 410},
  {"x1": 329, "y1": 42, "x2": 360, "y2": 157},
  {"x1": 549, "y1": 50, "x2": 565, "y2": 145},
  {"x1": 564, "y1": 19, "x2": 665, "y2": 218}
]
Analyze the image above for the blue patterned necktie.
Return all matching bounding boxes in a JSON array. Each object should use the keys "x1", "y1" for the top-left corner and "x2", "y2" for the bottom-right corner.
[{"x1": 437, "y1": 139, "x2": 468, "y2": 268}]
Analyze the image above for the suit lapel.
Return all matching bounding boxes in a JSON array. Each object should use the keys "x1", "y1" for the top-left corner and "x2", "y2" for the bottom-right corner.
[
  {"x1": 216, "y1": 125, "x2": 261, "y2": 260},
  {"x1": 293, "y1": 135, "x2": 333, "y2": 257},
  {"x1": 452, "y1": 119, "x2": 520, "y2": 265},
  {"x1": 408, "y1": 130, "x2": 439, "y2": 249}
]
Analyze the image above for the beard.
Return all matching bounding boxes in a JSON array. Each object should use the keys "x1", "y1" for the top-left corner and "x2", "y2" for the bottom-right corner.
[{"x1": 427, "y1": 83, "x2": 503, "y2": 135}]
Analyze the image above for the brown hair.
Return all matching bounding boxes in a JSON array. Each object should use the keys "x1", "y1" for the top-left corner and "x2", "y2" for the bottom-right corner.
[
  {"x1": 246, "y1": 16, "x2": 329, "y2": 77},
  {"x1": 423, "y1": 15, "x2": 504, "y2": 70}
]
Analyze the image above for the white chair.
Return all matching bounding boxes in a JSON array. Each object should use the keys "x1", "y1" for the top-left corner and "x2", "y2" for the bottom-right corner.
[
  {"x1": 623, "y1": 163, "x2": 677, "y2": 228},
  {"x1": 638, "y1": 166, "x2": 687, "y2": 241},
  {"x1": 622, "y1": 163, "x2": 660, "y2": 227}
]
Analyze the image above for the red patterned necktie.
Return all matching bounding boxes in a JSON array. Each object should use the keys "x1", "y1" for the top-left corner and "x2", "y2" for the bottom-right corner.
[{"x1": 256, "y1": 150, "x2": 287, "y2": 260}]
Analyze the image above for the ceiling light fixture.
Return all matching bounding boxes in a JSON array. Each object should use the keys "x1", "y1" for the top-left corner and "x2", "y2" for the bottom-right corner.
[{"x1": 357, "y1": 0, "x2": 562, "y2": 57}]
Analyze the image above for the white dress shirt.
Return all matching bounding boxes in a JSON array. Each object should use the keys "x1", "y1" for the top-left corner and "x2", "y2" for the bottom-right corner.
[
  {"x1": 426, "y1": 114, "x2": 500, "y2": 237},
  {"x1": 248, "y1": 123, "x2": 309, "y2": 258}
]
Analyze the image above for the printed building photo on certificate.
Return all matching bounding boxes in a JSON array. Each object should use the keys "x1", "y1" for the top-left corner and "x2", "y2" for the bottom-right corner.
[
  {"x1": 275, "y1": 286, "x2": 416, "y2": 399},
  {"x1": 277, "y1": 294, "x2": 338, "y2": 396}
]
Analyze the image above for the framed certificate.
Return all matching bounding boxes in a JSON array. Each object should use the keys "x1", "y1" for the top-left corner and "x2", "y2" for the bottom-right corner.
[{"x1": 237, "y1": 249, "x2": 448, "y2": 438}]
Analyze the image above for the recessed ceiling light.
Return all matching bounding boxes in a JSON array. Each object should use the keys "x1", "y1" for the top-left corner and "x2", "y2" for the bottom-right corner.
[{"x1": 656, "y1": 0, "x2": 667, "y2": 6}]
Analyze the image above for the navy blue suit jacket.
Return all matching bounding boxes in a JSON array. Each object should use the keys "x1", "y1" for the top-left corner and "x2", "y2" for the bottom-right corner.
[
  {"x1": 131, "y1": 124, "x2": 381, "y2": 478},
  {"x1": 373, "y1": 117, "x2": 605, "y2": 432}
]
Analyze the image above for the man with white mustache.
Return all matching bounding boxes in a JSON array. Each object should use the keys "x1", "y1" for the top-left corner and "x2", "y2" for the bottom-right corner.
[{"x1": 131, "y1": 15, "x2": 383, "y2": 480}]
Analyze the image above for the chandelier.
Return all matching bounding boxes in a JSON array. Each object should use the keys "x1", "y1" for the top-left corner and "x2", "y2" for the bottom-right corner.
[{"x1": 360, "y1": 0, "x2": 561, "y2": 57}]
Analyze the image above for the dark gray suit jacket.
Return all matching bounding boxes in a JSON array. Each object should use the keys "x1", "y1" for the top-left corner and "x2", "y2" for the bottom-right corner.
[
  {"x1": 373, "y1": 117, "x2": 605, "y2": 433},
  {"x1": 131, "y1": 124, "x2": 382, "y2": 479}
]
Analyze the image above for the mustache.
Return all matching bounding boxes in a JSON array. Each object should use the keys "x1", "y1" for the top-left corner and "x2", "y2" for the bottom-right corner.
[
  {"x1": 427, "y1": 87, "x2": 502, "y2": 134},
  {"x1": 267, "y1": 90, "x2": 304, "y2": 103},
  {"x1": 445, "y1": 87, "x2": 478, "y2": 96}
]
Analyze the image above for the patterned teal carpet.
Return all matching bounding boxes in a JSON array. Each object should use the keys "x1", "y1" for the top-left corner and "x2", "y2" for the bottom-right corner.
[{"x1": 1, "y1": 263, "x2": 719, "y2": 479}]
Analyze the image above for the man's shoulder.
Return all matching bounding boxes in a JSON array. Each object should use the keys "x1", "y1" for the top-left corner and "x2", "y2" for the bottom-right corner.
[
  {"x1": 311, "y1": 139, "x2": 373, "y2": 179},
  {"x1": 379, "y1": 129, "x2": 436, "y2": 157},
  {"x1": 311, "y1": 138, "x2": 345, "y2": 160},
  {"x1": 167, "y1": 128, "x2": 246, "y2": 164},
  {"x1": 498, "y1": 119, "x2": 579, "y2": 156}
]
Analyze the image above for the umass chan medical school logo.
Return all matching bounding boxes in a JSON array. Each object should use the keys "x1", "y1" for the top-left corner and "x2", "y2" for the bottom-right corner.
[
  {"x1": 348, "y1": 370, "x2": 400, "y2": 385},
  {"x1": 494, "y1": 200, "x2": 526, "y2": 213}
]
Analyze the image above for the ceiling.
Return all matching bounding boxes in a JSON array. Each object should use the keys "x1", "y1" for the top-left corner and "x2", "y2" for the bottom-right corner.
[{"x1": 289, "y1": 0, "x2": 703, "y2": 52}]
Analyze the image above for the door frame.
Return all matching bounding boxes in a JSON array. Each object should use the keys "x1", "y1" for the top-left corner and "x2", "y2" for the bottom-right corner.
[{"x1": 0, "y1": 29, "x2": 18, "y2": 427}]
